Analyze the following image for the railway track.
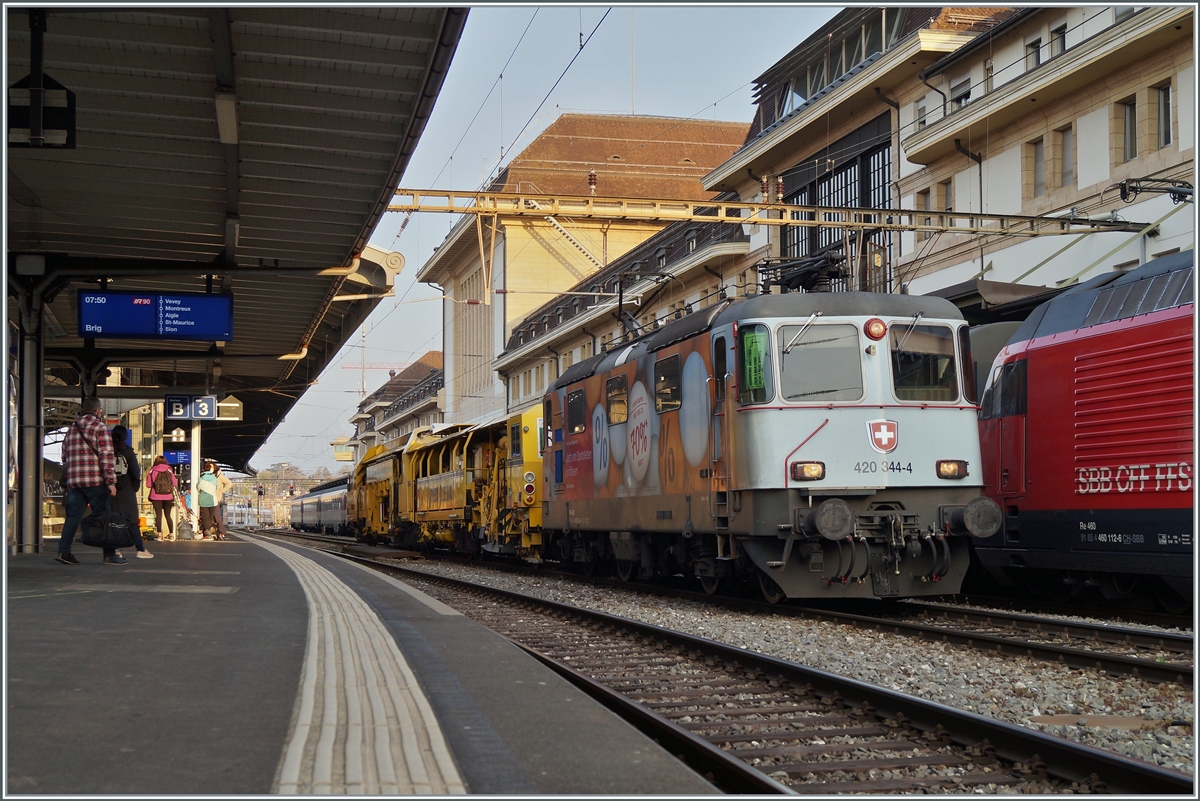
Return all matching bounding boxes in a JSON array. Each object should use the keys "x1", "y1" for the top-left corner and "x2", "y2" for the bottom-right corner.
[
  {"x1": 421, "y1": 551, "x2": 1195, "y2": 686},
  {"x1": 315, "y1": 547, "x2": 1191, "y2": 795},
  {"x1": 256, "y1": 531, "x2": 1193, "y2": 687}
]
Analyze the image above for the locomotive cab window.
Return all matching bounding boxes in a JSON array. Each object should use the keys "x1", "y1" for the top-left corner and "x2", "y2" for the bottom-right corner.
[
  {"x1": 738, "y1": 324, "x2": 774, "y2": 404},
  {"x1": 778, "y1": 323, "x2": 863, "y2": 401},
  {"x1": 654, "y1": 355, "x2": 681, "y2": 412},
  {"x1": 606, "y1": 374, "x2": 628, "y2": 423},
  {"x1": 890, "y1": 323, "x2": 959, "y2": 402},
  {"x1": 510, "y1": 424, "x2": 522, "y2": 458},
  {"x1": 566, "y1": 389, "x2": 587, "y2": 434},
  {"x1": 978, "y1": 359, "x2": 1027, "y2": 420}
]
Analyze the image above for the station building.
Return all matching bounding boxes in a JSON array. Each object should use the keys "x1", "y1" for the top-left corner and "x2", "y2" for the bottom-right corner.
[
  {"x1": 410, "y1": 113, "x2": 751, "y2": 425},
  {"x1": 345, "y1": 351, "x2": 443, "y2": 464},
  {"x1": 491, "y1": 6, "x2": 1193, "y2": 417}
]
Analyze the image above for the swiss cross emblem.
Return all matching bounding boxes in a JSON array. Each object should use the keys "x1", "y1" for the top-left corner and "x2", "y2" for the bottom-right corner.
[{"x1": 867, "y1": 419, "x2": 898, "y2": 454}]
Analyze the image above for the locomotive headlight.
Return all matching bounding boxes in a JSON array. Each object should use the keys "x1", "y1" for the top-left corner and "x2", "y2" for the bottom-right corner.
[
  {"x1": 524, "y1": 494, "x2": 535, "y2": 505},
  {"x1": 523, "y1": 471, "x2": 536, "y2": 483},
  {"x1": 523, "y1": 483, "x2": 536, "y2": 494},
  {"x1": 936, "y1": 459, "x2": 969, "y2": 479},
  {"x1": 864, "y1": 318, "x2": 887, "y2": 341},
  {"x1": 790, "y1": 461, "x2": 825, "y2": 481}
]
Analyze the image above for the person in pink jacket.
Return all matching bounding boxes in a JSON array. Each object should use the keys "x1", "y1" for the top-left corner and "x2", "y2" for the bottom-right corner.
[{"x1": 145, "y1": 455, "x2": 179, "y2": 541}]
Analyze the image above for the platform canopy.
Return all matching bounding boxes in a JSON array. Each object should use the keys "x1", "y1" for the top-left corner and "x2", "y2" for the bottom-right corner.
[{"x1": 6, "y1": 7, "x2": 467, "y2": 470}]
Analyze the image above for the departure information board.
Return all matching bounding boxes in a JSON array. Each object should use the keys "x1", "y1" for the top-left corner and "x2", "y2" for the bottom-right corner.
[{"x1": 77, "y1": 291, "x2": 234, "y2": 341}]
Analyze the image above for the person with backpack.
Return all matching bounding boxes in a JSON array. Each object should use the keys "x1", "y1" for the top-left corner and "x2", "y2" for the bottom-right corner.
[
  {"x1": 56, "y1": 396, "x2": 124, "y2": 566},
  {"x1": 146, "y1": 455, "x2": 179, "y2": 540},
  {"x1": 110, "y1": 425, "x2": 152, "y2": 559},
  {"x1": 196, "y1": 462, "x2": 222, "y2": 540}
]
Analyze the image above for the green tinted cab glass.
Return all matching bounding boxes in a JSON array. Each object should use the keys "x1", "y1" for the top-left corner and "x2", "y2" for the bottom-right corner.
[{"x1": 738, "y1": 324, "x2": 774, "y2": 404}]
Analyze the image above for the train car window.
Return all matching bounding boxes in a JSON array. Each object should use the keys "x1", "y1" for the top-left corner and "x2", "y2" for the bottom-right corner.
[
  {"x1": 738, "y1": 324, "x2": 774, "y2": 404},
  {"x1": 566, "y1": 390, "x2": 587, "y2": 434},
  {"x1": 654, "y1": 355, "x2": 682, "y2": 412},
  {"x1": 777, "y1": 323, "x2": 862, "y2": 402},
  {"x1": 713, "y1": 336, "x2": 727, "y2": 402},
  {"x1": 957, "y1": 326, "x2": 978, "y2": 404},
  {"x1": 890, "y1": 324, "x2": 959, "y2": 402},
  {"x1": 606, "y1": 374, "x2": 628, "y2": 423},
  {"x1": 510, "y1": 424, "x2": 522, "y2": 458}
]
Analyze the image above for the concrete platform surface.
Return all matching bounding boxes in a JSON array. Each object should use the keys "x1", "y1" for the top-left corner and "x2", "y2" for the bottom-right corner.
[{"x1": 6, "y1": 533, "x2": 717, "y2": 795}]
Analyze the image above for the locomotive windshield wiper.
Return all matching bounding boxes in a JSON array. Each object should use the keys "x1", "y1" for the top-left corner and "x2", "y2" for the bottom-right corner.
[
  {"x1": 782, "y1": 312, "x2": 822, "y2": 354},
  {"x1": 787, "y1": 386, "x2": 857, "y2": 399},
  {"x1": 893, "y1": 311, "x2": 924, "y2": 352}
]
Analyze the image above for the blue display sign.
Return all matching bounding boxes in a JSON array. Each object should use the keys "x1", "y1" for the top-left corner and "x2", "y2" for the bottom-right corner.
[
  {"x1": 77, "y1": 290, "x2": 233, "y2": 341},
  {"x1": 164, "y1": 450, "x2": 191, "y2": 466}
]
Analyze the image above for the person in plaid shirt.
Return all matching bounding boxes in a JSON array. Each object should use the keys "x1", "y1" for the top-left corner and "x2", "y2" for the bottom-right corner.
[{"x1": 57, "y1": 396, "x2": 126, "y2": 565}]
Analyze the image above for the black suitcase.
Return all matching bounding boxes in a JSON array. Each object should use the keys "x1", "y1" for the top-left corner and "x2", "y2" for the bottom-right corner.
[{"x1": 80, "y1": 511, "x2": 136, "y2": 549}]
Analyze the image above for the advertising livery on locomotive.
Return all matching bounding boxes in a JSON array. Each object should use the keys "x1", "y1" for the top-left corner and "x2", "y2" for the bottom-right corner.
[
  {"x1": 542, "y1": 292, "x2": 1002, "y2": 601},
  {"x1": 973, "y1": 251, "x2": 1194, "y2": 611}
]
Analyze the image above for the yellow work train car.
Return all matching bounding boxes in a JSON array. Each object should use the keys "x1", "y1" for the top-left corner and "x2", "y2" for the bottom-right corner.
[
  {"x1": 492, "y1": 406, "x2": 545, "y2": 559},
  {"x1": 344, "y1": 409, "x2": 543, "y2": 557}
]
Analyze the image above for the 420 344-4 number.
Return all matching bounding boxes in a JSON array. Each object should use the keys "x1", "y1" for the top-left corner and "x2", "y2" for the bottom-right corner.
[{"x1": 854, "y1": 461, "x2": 913, "y2": 474}]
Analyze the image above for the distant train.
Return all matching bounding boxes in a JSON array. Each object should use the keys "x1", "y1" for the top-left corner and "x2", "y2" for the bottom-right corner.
[
  {"x1": 336, "y1": 292, "x2": 1001, "y2": 602},
  {"x1": 225, "y1": 504, "x2": 276, "y2": 529},
  {"x1": 290, "y1": 477, "x2": 351, "y2": 536},
  {"x1": 972, "y1": 251, "x2": 1194, "y2": 611}
]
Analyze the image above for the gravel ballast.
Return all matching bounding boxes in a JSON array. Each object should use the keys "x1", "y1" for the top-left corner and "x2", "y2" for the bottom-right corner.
[{"x1": 395, "y1": 559, "x2": 1195, "y2": 775}]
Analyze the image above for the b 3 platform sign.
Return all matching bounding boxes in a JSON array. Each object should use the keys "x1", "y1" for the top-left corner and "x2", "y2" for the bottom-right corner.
[
  {"x1": 76, "y1": 290, "x2": 233, "y2": 341},
  {"x1": 165, "y1": 395, "x2": 218, "y2": 420}
]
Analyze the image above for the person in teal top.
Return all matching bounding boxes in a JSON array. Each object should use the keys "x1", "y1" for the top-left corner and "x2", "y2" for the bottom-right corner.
[{"x1": 197, "y1": 462, "x2": 220, "y2": 539}]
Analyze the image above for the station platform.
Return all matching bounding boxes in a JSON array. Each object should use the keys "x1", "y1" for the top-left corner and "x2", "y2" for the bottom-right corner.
[{"x1": 6, "y1": 533, "x2": 717, "y2": 795}]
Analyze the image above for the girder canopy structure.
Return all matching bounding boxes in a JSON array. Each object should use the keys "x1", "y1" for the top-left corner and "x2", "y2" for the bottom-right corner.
[
  {"x1": 388, "y1": 188, "x2": 1151, "y2": 237},
  {"x1": 6, "y1": 6, "x2": 467, "y2": 552}
]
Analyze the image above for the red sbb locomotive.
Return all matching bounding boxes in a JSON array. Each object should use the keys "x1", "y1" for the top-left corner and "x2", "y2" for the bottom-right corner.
[{"x1": 974, "y1": 251, "x2": 1194, "y2": 611}]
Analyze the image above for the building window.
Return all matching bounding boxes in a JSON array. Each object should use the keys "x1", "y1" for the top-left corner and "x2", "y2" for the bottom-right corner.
[
  {"x1": 1050, "y1": 25, "x2": 1068, "y2": 57},
  {"x1": 950, "y1": 77, "x2": 970, "y2": 111},
  {"x1": 941, "y1": 179, "x2": 953, "y2": 212},
  {"x1": 916, "y1": 189, "x2": 931, "y2": 241},
  {"x1": 915, "y1": 100, "x2": 927, "y2": 130},
  {"x1": 1025, "y1": 39, "x2": 1042, "y2": 72},
  {"x1": 1059, "y1": 125, "x2": 1074, "y2": 187},
  {"x1": 983, "y1": 59, "x2": 994, "y2": 93},
  {"x1": 1032, "y1": 139, "x2": 1045, "y2": 197},
  {"x1": 1123, "y1": 101, "x2": 1138, "y2": 162},
  {"x1": 1157, "y1": 85, "x2": 1172, "y2": 148}
]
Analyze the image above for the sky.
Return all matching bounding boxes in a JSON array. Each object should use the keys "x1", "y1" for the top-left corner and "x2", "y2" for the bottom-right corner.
[{"x1": 251, "y1": 4, "x2": 841, "y2": 475}]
